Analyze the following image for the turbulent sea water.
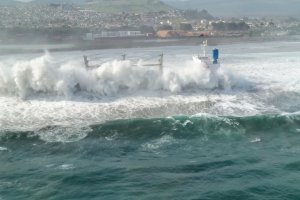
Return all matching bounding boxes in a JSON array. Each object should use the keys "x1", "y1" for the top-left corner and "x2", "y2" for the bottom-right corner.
[{"x1": 1, "y1": 40, "x2": 300, "y2": 199}]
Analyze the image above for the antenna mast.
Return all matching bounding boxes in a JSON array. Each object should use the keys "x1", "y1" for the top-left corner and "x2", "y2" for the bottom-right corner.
[{"x1": 202, "y1": 40, "x2": 208, "y2": 57}]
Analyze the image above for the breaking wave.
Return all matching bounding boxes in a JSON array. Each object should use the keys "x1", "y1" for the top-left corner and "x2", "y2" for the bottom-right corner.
[{"x1": 0, "y1": 52, "x2": 251, "y2": 99}]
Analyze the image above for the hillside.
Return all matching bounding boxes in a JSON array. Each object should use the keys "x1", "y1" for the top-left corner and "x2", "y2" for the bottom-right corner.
[
  {"x1": 0, "y1": 0, "x2": 174, "y2": 14},
  {"x1": 0, "y1": 0, "x2": 86, "y2": 5},
  {"x1": 0, "y1": 0, "x2": 22, "y2": 5},
  {"x1": 84, "y1": 0, "x2": 173, "y2": 13}
]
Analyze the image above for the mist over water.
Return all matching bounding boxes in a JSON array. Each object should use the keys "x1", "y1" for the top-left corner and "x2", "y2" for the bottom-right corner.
[{"x1": 1, "y1": 40, "x2": 300, "y2": 200}]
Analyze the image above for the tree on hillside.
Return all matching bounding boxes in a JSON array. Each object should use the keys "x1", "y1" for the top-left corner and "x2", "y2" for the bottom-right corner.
[
  {"x1": 157, "y1": 24, "x2": 173, "y2": 31},
  {"x1": 212, "y1": 22, "x2": 250, "y2": 31},
  {"x1": 179, "y1": 23, "x2": 193, "y2": 31},
  {"x1": 140, "y1": 25, "x2": 155, "y2": 34},
  {"x1": 183, "y1": 9, "x2": 214, "y2": 20}
]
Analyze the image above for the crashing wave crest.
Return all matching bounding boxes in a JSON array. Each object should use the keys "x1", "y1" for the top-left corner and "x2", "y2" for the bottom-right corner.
[{"x1": 0, "y1": 52, "x2": 250, "y2": 98}]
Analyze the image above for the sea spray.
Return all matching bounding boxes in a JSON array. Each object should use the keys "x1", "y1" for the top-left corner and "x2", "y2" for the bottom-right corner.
[{"x1": 0, "y1": 52, "x2": 246, "y2": 98}]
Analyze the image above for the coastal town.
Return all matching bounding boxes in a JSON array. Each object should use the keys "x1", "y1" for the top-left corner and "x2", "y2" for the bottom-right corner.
[{"x1": 0, "y1": 2, "x2": 299, "y2": 43}]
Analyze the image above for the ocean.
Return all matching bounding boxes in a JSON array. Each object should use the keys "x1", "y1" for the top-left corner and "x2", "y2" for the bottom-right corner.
[{"x1": 1, "y1": 40, "x2": 300, "y2": 199}]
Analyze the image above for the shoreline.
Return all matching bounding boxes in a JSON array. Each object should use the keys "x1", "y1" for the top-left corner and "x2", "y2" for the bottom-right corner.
[{"x1": 0, "y1": 36, "x2": 297, "y2": 55}]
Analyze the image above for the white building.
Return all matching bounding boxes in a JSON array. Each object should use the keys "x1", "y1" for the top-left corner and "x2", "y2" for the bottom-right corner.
[{"x1": 84, "y1": 31, "x2": 144, "y2": 40}]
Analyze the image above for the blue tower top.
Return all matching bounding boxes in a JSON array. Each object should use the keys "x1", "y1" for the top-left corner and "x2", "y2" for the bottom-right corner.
[{"x1": 212, "y1": 48, "x2": 219, "y2": 64}]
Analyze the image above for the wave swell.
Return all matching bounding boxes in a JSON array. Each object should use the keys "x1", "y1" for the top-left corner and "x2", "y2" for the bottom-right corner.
[{"x1": 1, "y1": 113, "x2": 299, "y2": 143}]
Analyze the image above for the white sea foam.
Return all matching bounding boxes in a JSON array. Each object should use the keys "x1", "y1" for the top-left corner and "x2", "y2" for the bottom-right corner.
[
  {"x1": 250, "y1": 138, "x2": 262, "y2": 143},
  {"x1": 59, "y1": 164, "x2": 75, "y2": 170},
  {"x1": 141, "y1": 135, "x2": 176, "y2": 151},
  {"x1": 35, "y1": 126, "x2": 92, "y2": 143},
  {"x1": 0, "y1": 52, "x2": 246, "y2": 99},
  {"x1": 0, "y1": 147, "x2": 8, "y2": 151}
]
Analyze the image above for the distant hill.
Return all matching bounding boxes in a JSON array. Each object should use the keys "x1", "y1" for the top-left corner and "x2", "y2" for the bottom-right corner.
[
  {"x1": 84, "y1": 0, "x2": 173, "y2": 13},
  {"x1": 162, "y1": 0, "x2": 300, "y2": 17},
  {"x1": 0, "y1": 0, "x2": 174, "y2": 14},
  {"x1": 0, "y1": 0, "x2": 20, "y2": 5},
  {"x1": 0, "y1": 0, "x2": 87, "y2": 5}
]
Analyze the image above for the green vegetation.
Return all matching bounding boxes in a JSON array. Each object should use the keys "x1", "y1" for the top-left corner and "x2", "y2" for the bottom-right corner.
[
  {"x1": 183, "y1": 9, "x2": 214, "y2": 20},
  {"x1": 212, "y1": 22, "x2": 250, "y2": 31},
  {"x1": 84, "y1": 0, "x2": 173, "y2": 13}
]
